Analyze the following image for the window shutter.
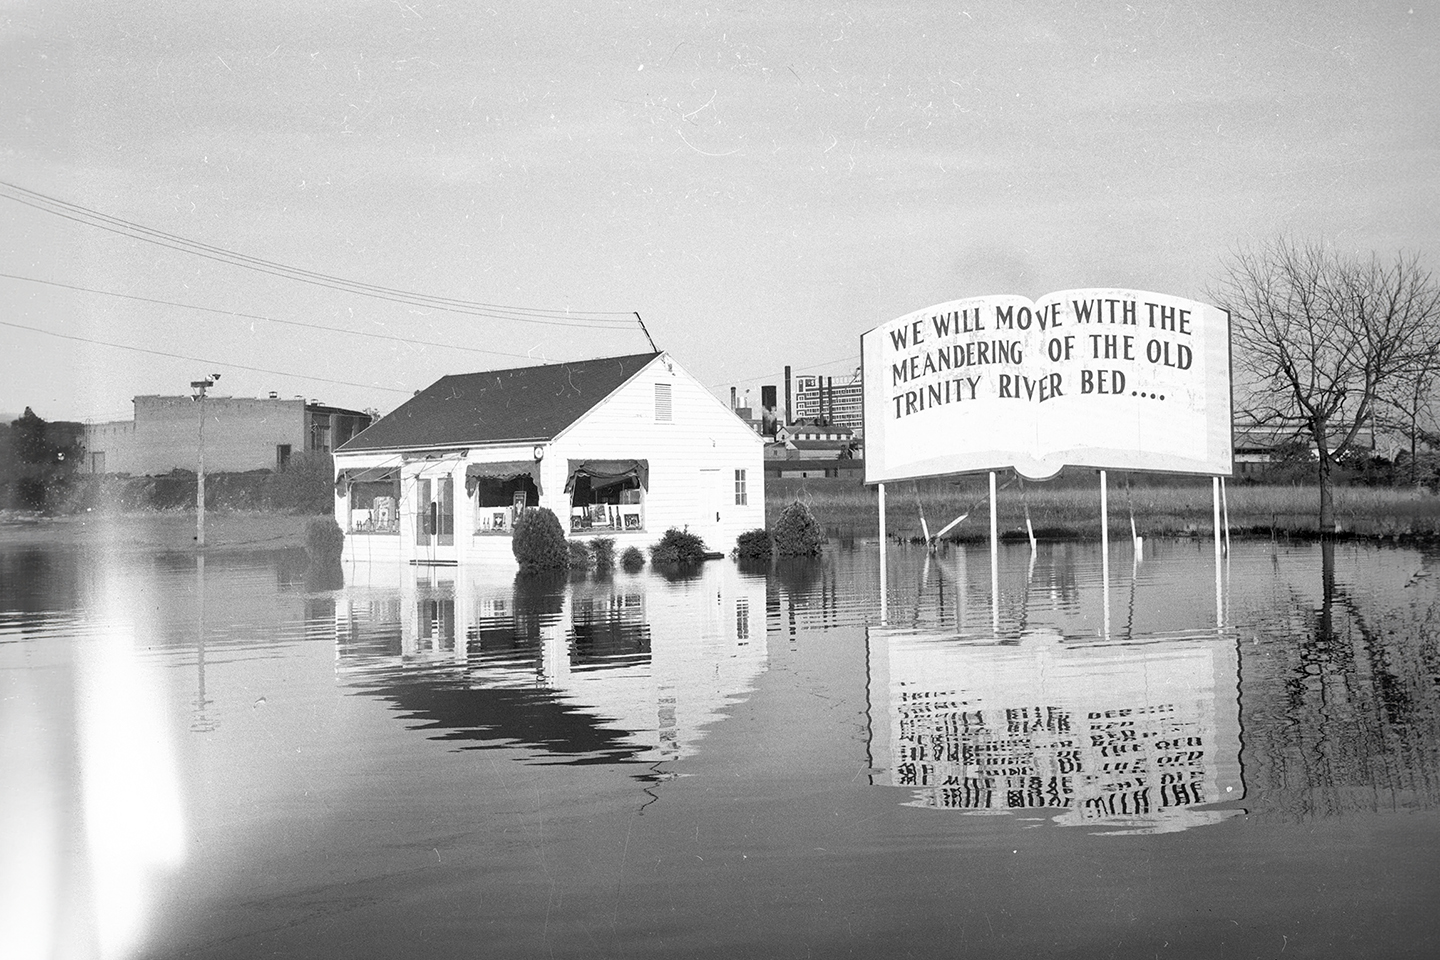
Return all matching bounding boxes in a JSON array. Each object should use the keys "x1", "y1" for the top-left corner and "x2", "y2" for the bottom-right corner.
[{"x1": 655, "y1": 383, "x2": 672, "y2": 422}]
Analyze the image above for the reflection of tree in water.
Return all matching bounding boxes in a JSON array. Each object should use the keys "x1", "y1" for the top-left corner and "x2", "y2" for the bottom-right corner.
[
  {"x1": 770, "y1": 557, "x2": 845, "y2": 639},
  {"x1": 653, "y1": 562, "x2": 705, "y2": 584},
  {"x1": 511, "y1": 571, "x2": 566, "y2": 636},
  {"x1": 736, "y1": 557, "x2": 771, "y2": 580},
  {"x1": 1242, "y1": 541, "x2": 1440, "y2": 820},
  {"x1": 774, "y1": 557, "x2": 824, "y2": 596},
  {"x1": 303, "y1": 558, "x2": 344, "y2": 592},
  {"x1": 0, "y1": 546, "x2": 79, "y2": 628},
  {"x1": 455, "y1": 573, "x2": 567, "y2": 672}
]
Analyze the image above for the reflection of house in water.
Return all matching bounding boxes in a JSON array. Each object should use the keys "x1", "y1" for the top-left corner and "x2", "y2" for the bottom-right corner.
[
  {"x1": 868, "y1": 628, "x2": 1244, "y2": 833},
  {"x1": 336, "y1": 562, "x2": 767, "y2": 766}
]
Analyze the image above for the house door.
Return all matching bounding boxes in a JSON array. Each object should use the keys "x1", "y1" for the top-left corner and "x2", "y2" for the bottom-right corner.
[
  {"x1": 412, "y1": 475, "x2": 456, "y2": 564},
  {"x1": 697, "y1": 468, "x2": 724, "y2": 549}
]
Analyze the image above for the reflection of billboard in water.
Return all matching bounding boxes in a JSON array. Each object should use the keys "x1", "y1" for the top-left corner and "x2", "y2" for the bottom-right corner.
[
  {"x1": 336, "y1": 563, "x2": 768, "y2": 765},
  {"x1": 868, "y1": 629, "x2": 1243, "y2": 832}
]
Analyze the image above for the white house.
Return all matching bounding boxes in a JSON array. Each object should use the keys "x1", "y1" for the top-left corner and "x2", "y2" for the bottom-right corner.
[{"x1": 333, "y1": 352, "x2": 766, "y2": 569}]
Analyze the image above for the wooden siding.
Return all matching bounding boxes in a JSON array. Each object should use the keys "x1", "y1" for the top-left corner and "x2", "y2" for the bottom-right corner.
[
  {"x1": 552, "y1": 355, "x2": 765, "y2": 554},
  {"x1": 336, "y1": 353, "x2": 766, "y2": 568}
]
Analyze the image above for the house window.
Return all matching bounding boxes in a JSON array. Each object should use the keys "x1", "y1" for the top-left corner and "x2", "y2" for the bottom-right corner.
[
  {"x1": 570, "y1": 475, "x2": 645, "y2": 533},
  {"x1": 654, "y1": 383, "x2": 672, "y2": 422},
  {"x1": 349, "y1": 478, "x2": 401, "y2": 534},
  {"x1": 310, "y1": 420, "x2": 331, "y2": 453},
  {"x1": 734, "y1": 469, "x2": 747, "y2": 506},
  {"x1": 472, "y1": 476, "x2": 539, "y2": 534},
  {"x1": 276, "y1": 444, "x2": 292, "y2": 470}
]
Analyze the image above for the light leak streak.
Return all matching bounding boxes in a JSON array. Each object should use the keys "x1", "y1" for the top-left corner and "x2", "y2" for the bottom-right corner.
[{"x1": 78, "y1": 566, "x2": 187, "y2": 959}]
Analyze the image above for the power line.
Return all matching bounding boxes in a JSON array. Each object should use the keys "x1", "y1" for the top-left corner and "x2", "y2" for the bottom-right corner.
[
  {"x1": 0, "y1": 318, "x2": 416, "y2": 396},
  {"x1": 0, "y1": 272, "x2": 581, "y2": 364},
  {"x1": 2, "y1": 269, "x2": 845, "y2": 407},
  {"x1": 0, "y1": 179, "x2": 639, "y2": 329},
  {"x1": 706, "y1": 354, "x2": 861, "y2": 391}
]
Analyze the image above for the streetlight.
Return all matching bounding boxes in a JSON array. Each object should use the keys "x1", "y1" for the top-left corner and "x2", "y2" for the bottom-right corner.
[{"x1": 191, "y1": 373, "x2": 220, "y2": 547}]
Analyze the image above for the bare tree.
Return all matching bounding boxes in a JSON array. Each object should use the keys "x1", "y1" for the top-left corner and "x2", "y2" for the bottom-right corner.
[{"x1": 1210, "y1": 237, "x2": 1440, "y2": 533}]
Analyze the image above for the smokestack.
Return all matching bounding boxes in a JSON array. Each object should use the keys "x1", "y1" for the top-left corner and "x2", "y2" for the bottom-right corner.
[
  {"x1": 730, "y1": 386, "x2": 737, "y2": 410},
  {"x1": 761, "y1": 385, "x2": 777, "y2": 437},
  {"x1": 826, "y1": 377, "x2": 834, "y2": 424},
  {"x1": 784, "y1": 366, "x2": 792, "y2": 426}
]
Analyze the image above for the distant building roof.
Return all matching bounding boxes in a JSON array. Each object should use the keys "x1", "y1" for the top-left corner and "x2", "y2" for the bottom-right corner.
[
  {"x1": 339, "y1": 353, "x2": 660, "y2": 453},
  {"x1": 777, "y1": 422, "x2": 856, "y2": 447},
  {"x1": 765, "y1": 439, "x2": 859, "y2": 460},
  {"x1": 788, "y1": 440, "x2": 853, "y2": 453}
]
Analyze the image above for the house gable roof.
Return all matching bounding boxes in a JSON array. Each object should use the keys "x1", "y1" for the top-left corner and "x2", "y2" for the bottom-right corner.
[{"x1": 339, "y1": 352, "x2": 660, "y2": 453}]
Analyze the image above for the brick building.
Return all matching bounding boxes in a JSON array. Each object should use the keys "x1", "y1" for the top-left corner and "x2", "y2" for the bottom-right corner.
[{"x1": 84, "y1": 395, "x2": 372, "y2": 475}]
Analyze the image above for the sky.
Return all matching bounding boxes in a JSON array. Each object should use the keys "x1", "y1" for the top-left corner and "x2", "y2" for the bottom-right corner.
[{"x1": 1, "y1": 0, "x2": 1436, "y2": 424}]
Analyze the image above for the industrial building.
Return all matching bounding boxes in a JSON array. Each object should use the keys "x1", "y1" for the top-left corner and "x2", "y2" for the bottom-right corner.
[{"x1": 83, "y1": 394, "x2": 372, "y2": 475}]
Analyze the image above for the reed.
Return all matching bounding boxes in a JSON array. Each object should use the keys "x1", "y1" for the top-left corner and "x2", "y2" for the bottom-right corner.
[{"x1": 765, "y1": 476, "x2": 1440, "y2": 541}]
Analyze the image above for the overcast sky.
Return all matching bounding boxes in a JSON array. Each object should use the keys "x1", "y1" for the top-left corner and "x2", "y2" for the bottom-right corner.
[{"x1": 2, "y1": 0, "x2": 1436, "y2": 423}]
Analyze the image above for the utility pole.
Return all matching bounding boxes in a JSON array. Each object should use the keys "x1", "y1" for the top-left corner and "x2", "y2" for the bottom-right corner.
[{"x1": 191, "y1": 374, "x2": 220, "y2": 547}]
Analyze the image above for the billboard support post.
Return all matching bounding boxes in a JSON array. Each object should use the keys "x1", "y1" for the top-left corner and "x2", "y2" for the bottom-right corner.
[
  {"x1": 989, "y1": 471, "x2": 999, "y2": 631},
  {"x1": 1101, "y1": 469, "x2": 1111, "y2": 638},
  {"x1": 878, "y1": 482, "x2": 888, "y2": 623},
  {"x1": 1220, "y1": 477, "x2": 1231, "y2": 557},
  {"x1": 1100, "y1": 469, "x2": 1110, "y2": 577},
  {"x1": 1213, "y1": 476, "x2": 1223, "y2": 629}
]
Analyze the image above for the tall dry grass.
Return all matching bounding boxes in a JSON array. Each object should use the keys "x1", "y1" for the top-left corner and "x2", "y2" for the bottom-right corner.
[{"x1": 765, "y1": 476, "x2": 1440, "y2": 540}]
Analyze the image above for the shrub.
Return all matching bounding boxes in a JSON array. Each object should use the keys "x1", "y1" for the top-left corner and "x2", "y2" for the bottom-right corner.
[
  {"x1": 590, "y1": 536, "x2": 616, "y2": 570},
  {"x1": 649, "y1": 527, "x2": 709, "y2": 566},
  {"x1": 774, "y1": 500, "x2": 825, "y2": 557},
  {"x1": 305, "y1": 517, "x2": 345, "y2": 563},
  {"x1": 304, "y1": 517, "x2": 345, "y2": 590},
  {"x1": 567, "y1": 539, "x2": 594, "y2": 569},
  {"x1": 268, "y1": 452, "x2": 334, "y2": 513},
  {"x1": 52, "y1": 475, "x2": 139, "y2": 514},
  {"x1": 15, "y1": 476, "x2": 47, "y2": 511},
  {"x1": 512, "y1": 507, "x2": 570, "y2": 571},
  {"x1": 734, "y1": 527, "x2": 773, "y2": 561},
  {"x1": 620, "y1": 545, "x2": 646, "y2": 572}
]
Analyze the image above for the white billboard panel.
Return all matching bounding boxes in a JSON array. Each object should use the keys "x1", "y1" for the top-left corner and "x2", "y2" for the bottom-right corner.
[{"x1": 861, "y1": 289, "x2": 1232, "y2": 482}]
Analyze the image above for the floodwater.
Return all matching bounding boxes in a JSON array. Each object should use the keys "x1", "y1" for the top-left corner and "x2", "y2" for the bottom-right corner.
[{"x1": 3, "y1": 535, "x2": 1439, "y2": 959}]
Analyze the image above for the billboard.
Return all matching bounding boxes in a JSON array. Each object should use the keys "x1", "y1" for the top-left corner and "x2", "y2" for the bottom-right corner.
[{"x1": 861, "y1": 289, "x2": 1232, "y2": 482}]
